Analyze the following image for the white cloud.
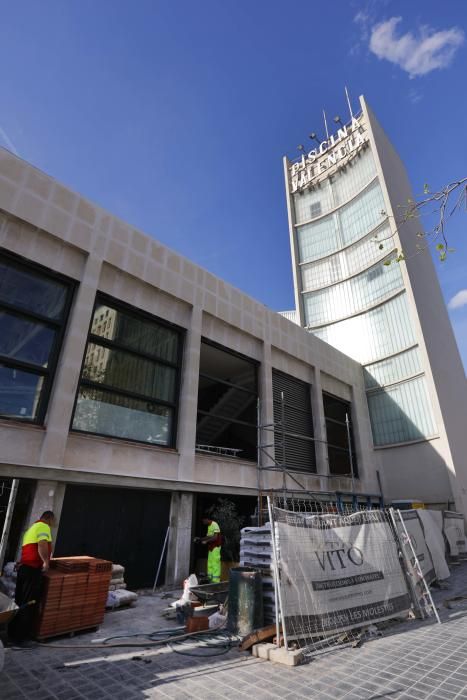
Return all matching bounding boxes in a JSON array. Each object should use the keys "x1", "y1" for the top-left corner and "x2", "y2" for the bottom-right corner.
[
  {"x1": 368, "y1": 16, "x2": 464, "y2": 78},
  {"x1": 448, "y1": 289, "x2": 467, "y2": 310}
]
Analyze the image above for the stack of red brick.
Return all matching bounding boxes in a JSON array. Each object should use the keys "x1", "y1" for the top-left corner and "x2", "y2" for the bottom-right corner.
[{"x1": 36, "y1": 556, "x2": 112, "y2": 640}]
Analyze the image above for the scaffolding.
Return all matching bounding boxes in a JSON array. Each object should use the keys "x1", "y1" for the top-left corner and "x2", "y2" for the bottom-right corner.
[{"x1": 255, "y1": 394, "x2": 382, "y2": 524}]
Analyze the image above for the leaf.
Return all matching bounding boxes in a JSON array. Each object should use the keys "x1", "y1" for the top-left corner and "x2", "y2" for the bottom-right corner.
[
  {"x1": 379, "y1": 243, "x2": 384, "y2": 250},
  {"x1": 383, "y1": 260, "x2": 392, "y2": 266},
  {"x1": 436, "y1": 243, "x2": 445, "y2": 251},
  {"x1": 440, "y1": 252, "x2": 447, "y2": 262},
  {"x1": 423, "y1": 183, "x2": 430, "y2": 194}
]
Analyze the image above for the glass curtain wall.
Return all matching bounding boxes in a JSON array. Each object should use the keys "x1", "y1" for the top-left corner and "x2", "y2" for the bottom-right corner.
[
  {"x1": 292, "y1": 143, "x2": 437, "y2": 447},
  {"x1": 0, "y1": 251, "x2": 73, "y2": 421}
]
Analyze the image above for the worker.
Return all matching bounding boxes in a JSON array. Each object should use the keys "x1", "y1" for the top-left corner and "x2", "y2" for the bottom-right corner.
[
  {"x1": 195, "y1": 514, "x2": 222, "y2": 583},
  {"x1": 8, "y1": 510, "x2": 55, "y2": 644}
]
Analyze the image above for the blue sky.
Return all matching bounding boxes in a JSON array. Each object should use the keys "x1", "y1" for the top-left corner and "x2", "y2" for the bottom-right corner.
[{"x1": 0, "y1": 0, "x2": 466, "y2": 369}]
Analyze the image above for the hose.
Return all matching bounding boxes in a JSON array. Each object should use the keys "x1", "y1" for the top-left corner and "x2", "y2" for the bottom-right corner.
[{"x1": 28, "y1": 624, "x2": 237, "y2": 653}]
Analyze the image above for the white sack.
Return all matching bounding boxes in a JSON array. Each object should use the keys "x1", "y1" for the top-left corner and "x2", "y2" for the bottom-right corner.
[{"x1": 106, "y1": 589, "x2": 138, "y2": 608}]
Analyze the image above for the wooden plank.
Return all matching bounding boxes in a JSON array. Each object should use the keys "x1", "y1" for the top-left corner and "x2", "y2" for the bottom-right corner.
[{"x1": 240, "y1": 624, "x2": 280, "y2": 651}]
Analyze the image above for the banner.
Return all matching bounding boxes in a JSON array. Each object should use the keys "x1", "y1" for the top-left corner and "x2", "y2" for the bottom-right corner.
[
  {"x1": 417, "y1": 510, "x2": 450, "y2": 581},
  {"x1": 273, "y1": 508, "x2": 411, "y2": 638},
  {"x1": 398, "y1": 510, "x2": 436, "y2": 585},
  {"x1": 443, "y1": 511, "x2": 467, "y2": 557}
]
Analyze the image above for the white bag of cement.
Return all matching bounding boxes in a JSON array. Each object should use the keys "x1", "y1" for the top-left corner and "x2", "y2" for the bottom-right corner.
[
  {"x1": 209, "y1": 612, "x2": 227, "y2": 629},
  {"x1": 106, "y1": 589, "x2": 138, "y2": 609},
  {"x1": 3, "y1": 562, "x2": 17, "y2": 579},
  {"x1": 171, "y1": 573, "x2": 198, "y2": 608},
  {"x1": 108, "y1": 582, "x2": 127, "y2": 591},
  {"x1": 111, "y1": 564, "x2": 125, "y2": 579},
  {"x1": 418, "y1": 509, "x2": 450, "y2": 580},
  {"x1": 0, "y1": 577, "x2": 16, "y2": 597}
]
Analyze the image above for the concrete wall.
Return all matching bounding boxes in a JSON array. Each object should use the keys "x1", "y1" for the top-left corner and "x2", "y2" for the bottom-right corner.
[{"x1": 0, "y1": 147, "x2": 379, "y2": 504}]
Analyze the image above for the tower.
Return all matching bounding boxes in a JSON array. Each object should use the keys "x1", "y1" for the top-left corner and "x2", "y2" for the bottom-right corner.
[{"x1": 284, "y1": 94, "x2": 467, "y2": 512}]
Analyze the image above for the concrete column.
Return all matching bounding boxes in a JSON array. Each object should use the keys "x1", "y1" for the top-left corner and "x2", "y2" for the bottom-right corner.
[
  {"x1": 165, "y1": 492, "x2": 194, "y2": 586},
  {"x1": 258, "y1": 340, "x2": 275, "y2": 491},
  {"x1": 311, "y1": 370, "x2": 329, "y2": 477},
  {"x1": 39, "y1": 254, "x2": 103, "y2": 468},
  {"x1": 177, "y1": 306, "x2": 203, "y2": 482}
]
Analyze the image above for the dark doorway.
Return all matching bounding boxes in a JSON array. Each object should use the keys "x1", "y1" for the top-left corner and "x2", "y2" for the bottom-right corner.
[
  {"x1": 0, "y1": 478, "x2": 35, "y2": 563},
  {"x1": 54, "y1": 484, "x2": 171, "y2": 589}
]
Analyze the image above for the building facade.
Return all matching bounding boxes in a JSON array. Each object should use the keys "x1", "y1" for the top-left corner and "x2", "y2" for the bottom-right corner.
[
  {"x1": 284, "y1": 95, "x2": 467, "y2": 513},
  {"x1": 0, "y1": 146, "x2": 382, "y2": 586}
]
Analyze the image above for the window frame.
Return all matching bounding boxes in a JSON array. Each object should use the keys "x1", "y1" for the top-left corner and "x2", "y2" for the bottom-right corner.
[
  {"x1": 272, "y1": 369, "x2": 317, "y2": 474},
  {"x1": 70, "y1": 293, "x2": 184, "y2": 448},
  {"x1": 0, "y1": 248, "x2": 75, "y2": 424},
  {"x1": 323, "y1": 391, "x2": 359, "y2": 478},
  {"x1": 196, "y1": 338, "x2": 259, "y2": 460}
]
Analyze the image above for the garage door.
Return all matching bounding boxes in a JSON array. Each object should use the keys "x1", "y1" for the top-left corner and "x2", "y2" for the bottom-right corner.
[{"x1": 54, "y1": 484, "x2": 171, "y2": 589}]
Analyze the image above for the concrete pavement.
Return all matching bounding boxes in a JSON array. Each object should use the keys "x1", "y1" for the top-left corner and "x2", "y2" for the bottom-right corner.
[{"x1": 2, "y1": 567, "x2": 467, "y2": 699}]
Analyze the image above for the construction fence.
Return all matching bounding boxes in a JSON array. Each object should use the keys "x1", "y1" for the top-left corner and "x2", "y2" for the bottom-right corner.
[{"x1": 241, "y1": 498, "x2": 467, "y2": 658}]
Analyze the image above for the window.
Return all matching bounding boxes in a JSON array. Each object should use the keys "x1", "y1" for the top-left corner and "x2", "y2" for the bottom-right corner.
[
  {"x1": 297, "y1": 214, "x2": 340, "y2": 263},
  {"x1": 196, "y1": 341, "x2": 258, "y2": 460},
  {"x1": 331, "y1": 147, "x2": 377, "y2": 206},
  {"x1": 310, "y1": 202, "x2": 322, "y2": 219},
  {"x1": 339, "y1": 182, "x2": 386, "y2": 246},
  {"x1": 363, "y1": 347, "x2": 421, "y2": 389},
  {"x1": 312, "y1": 293, "x2": 415, "y2": 365},
  {"x1": 367, "y1": 375, "x2": 436, "y2": 446},
  {"x1": 303, "y1": 254, "x2": 403, "y2": 327},
  {"x1": 72, "y1": 297, "x2": 183, "y2": 446},
  {"x1": 323, "y1": 393, "x2": 358, "y2": 477},
  {"x1": 293, "y1": 180, "x2": 333, "y2": 225},
  {"x1": 0, "y1": 251, "x2": 73, "y2": 422},
  {"x1": 272, "y1": 370, "x2": 316, "y2": 473}
]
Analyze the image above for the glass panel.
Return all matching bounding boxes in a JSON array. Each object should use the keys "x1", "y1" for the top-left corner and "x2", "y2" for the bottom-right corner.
[
  {"x1": 332, "y1": 148, "x2": 377, "y2": 206},
  {"x1": 91, "y1": 303, "x2": 179, "y2": 363},
  {"x1": 364, "y1": 347, "x2": 421, "y2": 389},
  {"x1": 302, "y1": 255, "x2": 343, "y2": 291},
  {"x1": 0, "y1": 311, "x2": 55, "y2": 367},
  {"x1": 345, "y1": 224, "x2": 393, "y2": 276},
  {"x1": 367, "y1": 375, "x2": 436, "y2": 446},
  {"x1": 304, "y1": 255, "x2": 403, "y2": 326},
  {"x1": 296, "y1": 214, "x2": 340, "y2": 263},
  {"x1": 293, "y1": 180, "x2": 334, "y2": 225},
  {"x1": 73, "y1": 387, "x2": 172, "y2": 445},
  {"x1": 339, "y1": 183, "x2": 386, "y2": 246},
  {"x1": 312, "y1": 293, "x2": 415, "y2": 365},
  {"x1": 82, "y1": 343, "x2": 176, "y2": 403},
  {"x1": 0, "y1": 365, "x2": 43, "y2": 419},
  {"x1": 300, "y1": 223, "x2": 394, "y2": 293},
  {"x1": 199, "y1": 343, "x2": 256, "y2": 391},
  {"x1": 0, "y1": 259, "x2": 67, "y2": 320}
]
